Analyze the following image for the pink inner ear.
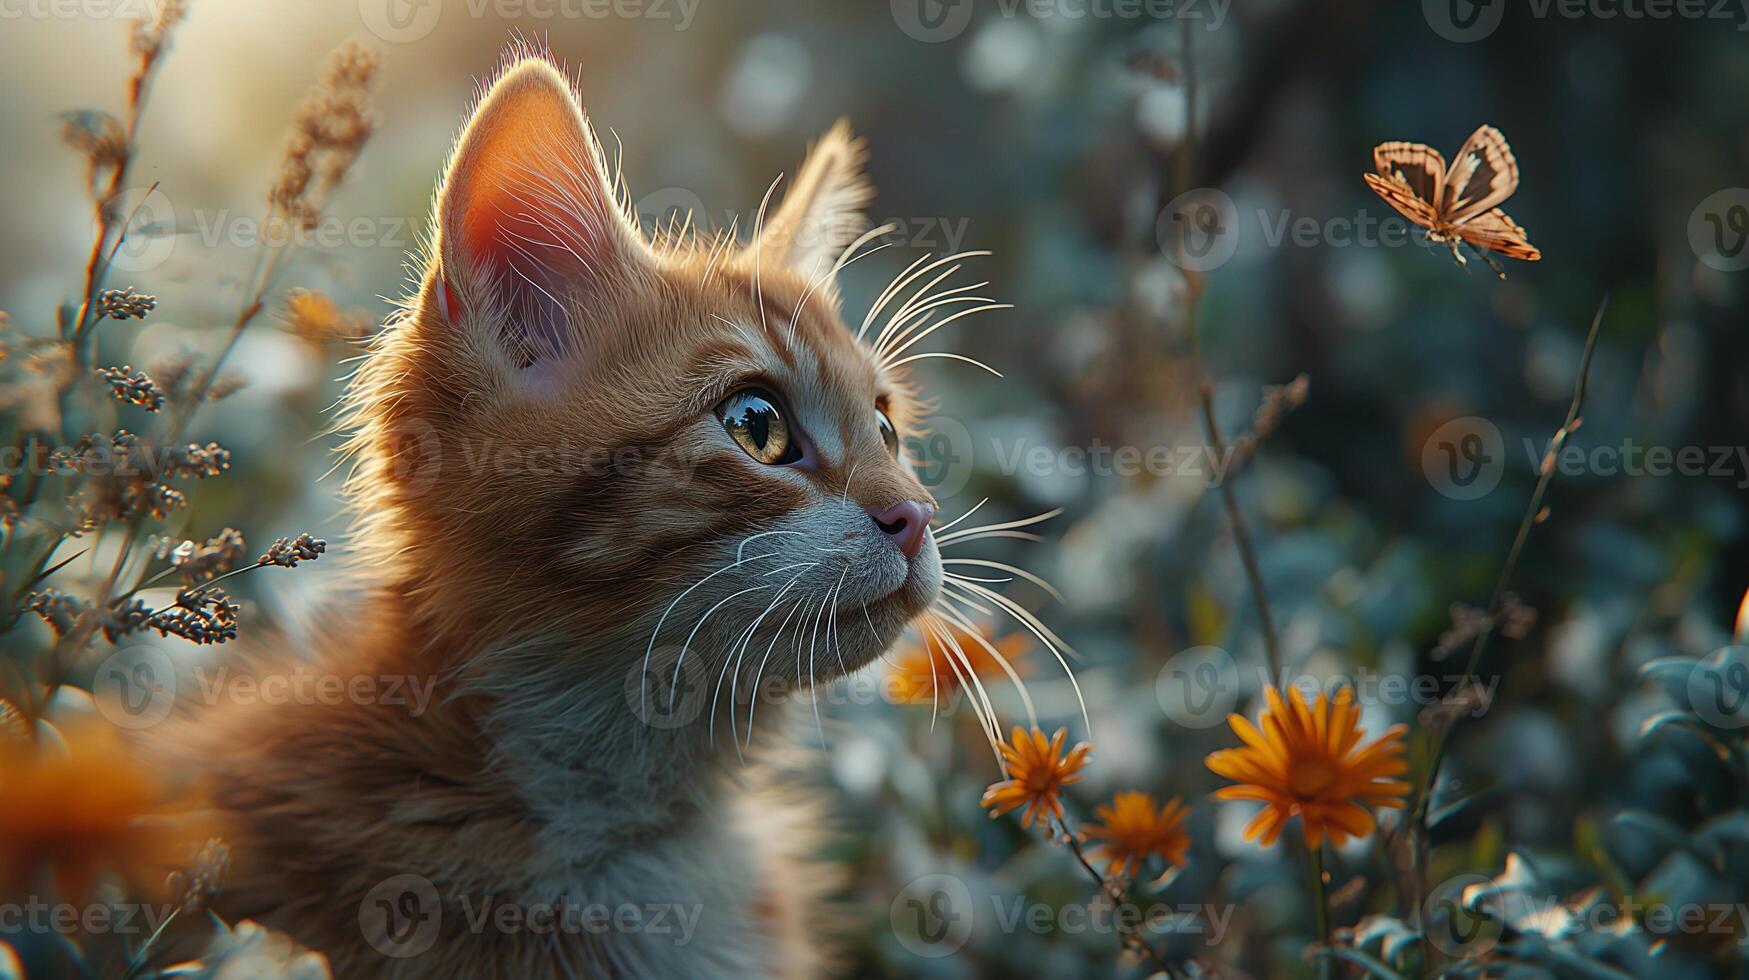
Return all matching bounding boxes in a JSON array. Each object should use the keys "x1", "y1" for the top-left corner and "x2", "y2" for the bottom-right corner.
[
  {"x1": 443, "y1": 65, "x2": 622, "y2": 364},
  {"x1": 441, "y1": 277, "x2": 461, "y2": 325}
]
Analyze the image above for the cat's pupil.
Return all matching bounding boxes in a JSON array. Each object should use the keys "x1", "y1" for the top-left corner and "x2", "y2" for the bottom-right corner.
[
  {"x1": 745, "y1": 408, "x2": 771, "y2": 448},
  {"x1": 716, "y1": 388, "x2": 800, "y2": 465}
]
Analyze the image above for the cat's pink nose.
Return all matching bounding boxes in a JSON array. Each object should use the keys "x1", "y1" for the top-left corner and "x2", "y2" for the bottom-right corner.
[{"x1": 869, "y1": 500, "x2": 935, "y2": 559}]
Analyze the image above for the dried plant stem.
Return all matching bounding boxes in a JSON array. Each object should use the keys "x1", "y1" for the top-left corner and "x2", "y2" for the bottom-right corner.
[
  {"x1": 1406, "y1": 297, "x2": 1607, "y2": 968},
  {"x1": 1308, "y1": 844, "x2": 1330, "y2": 979},
  {"x1": 118, "y1": 905, "x2": 180, "y2": 980},
  {"x1": 1171, "y1": 16, "x2": 1283, "y2": 687},
  {"x1": 1410, "y1": 296, "x2": 1608, "y2": 826},
  {"x1": 67, "y1": 14, "x2": 178, "y2": 353},
  {"x1": 39, "y1": 255, "x2": 276, "y2": 697},
  {"x1": 1190, "y1": 309, "x2": 1284, "y2": 685},
  {"x1": 1051, "y1": 815, "x2": 1182, "y2": 979}
]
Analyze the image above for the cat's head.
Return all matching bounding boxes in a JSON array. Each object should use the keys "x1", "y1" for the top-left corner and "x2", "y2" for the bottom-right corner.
[{"x1": 347, "y1": 50, "x2": 960, "y2": 702}]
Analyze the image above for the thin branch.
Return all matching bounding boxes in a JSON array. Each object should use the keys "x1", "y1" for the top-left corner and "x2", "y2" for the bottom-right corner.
[
  {"x1": 1174, "y1": 15, "x2": 1283, "y2": 685},
  {"x1": 1051, "y1": 815, "x2": 1184, "y2": 979},
  {"x1": 1410, "y1": 295, "x2": 1609, "y2": 825}
]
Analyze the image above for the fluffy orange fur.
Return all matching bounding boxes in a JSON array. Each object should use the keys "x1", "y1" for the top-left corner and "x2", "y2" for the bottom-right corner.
[{"x1": 163, "y1": 43, "x2": 954, "y2": 978}]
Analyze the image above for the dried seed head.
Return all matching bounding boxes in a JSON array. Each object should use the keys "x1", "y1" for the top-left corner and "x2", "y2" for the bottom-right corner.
[
  {"x1": 94, "y1": 287, "x2": 157, "y2": 321},
  {"x1": 128, "y1": 0, "x2": 185, "y2": 67},
  {"x1": 22, "y1": 590, "x2": 91, "y2": 636},
  {"x1": 97, "y1": 365, "x2": 165, "y2": 411},
  {"x1": 56, "y1": 431, "x2": 229, "y2": 532},
  {"x1": 270, "y1": 41, "x2": 381, "y2": 226},
  {"x1": 258, "y1": 533, "x2": 326, "y2": 568},
  {"x1": 167, "y1": 837, "x2": 231, "y2": 913},
  {"x1": 152, "y1": 528, "x2": 248, "y2": 583},
  {"x1": 101, "y1": 598, "x2": 154, "y2": 643},
  {"x1": 142, "y1": 586, "x2": 240, "y2": 645},
  {"x1": 164, "y1": 442, "x2": 232, "y2": 479},
  {"x1": 60, "y1": 110, "x2": 128, "y2": 175}
]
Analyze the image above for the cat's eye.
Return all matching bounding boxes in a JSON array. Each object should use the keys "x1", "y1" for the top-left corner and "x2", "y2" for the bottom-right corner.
[
  {"x1": 876, "y1": 409, "x2": 899, "y2": 458},
  {"x1": 717, "y1": 389, "x2": 803, "y2": 465}
]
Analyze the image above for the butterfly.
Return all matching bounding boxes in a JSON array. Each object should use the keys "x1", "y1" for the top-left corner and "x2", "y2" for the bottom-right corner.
[{"x1": 1364, "y1": 124, "x2": 1541, "y2": 278}]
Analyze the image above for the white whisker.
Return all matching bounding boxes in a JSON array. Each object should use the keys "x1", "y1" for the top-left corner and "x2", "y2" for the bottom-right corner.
[
  {"x1": 885, "y1": 351, "x2": 1004, "y2": 377},
  {"x1": 931, "y1": 498, "x2": 989, "y2": 536},
  {"x1": 934, "y1": 508, "x2": 1063, "y2": 546},
  {"x1": 671, "y1": 584, "x2": 769, "y2": 713},
  {"x1": 941, "y1": 578, "x2": 1088, "y2": 731},
  {"x1": 641, "y1": 549, "x2": 777, "y2": 717},
  {"x1": 944, "y1": 558, "x2": 1064, "y2": 603}
]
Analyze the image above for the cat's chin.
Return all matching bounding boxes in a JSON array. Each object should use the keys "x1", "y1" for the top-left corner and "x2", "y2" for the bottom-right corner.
[{"x1": 863, "y1": 552, "x2": 943, "y2": 639}]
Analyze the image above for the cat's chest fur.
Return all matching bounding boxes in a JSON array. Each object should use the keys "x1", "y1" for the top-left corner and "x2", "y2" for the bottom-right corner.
[{"x1": 183, "y1": 644, "x2": 833, "y2": 979}]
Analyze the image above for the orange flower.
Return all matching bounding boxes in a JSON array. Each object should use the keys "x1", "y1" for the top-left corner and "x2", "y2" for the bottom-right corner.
[
  {"x1": 1205, "y1": 686, "x2": 1409, "y2": 849},
  {"x1": 0, "y1": 718, "x2": 209, "y2": 900},
  {"x1": 888, "y1": 624, "x2": 1030, "y2": 706},
  {"x1": 981, "y1": 726, "x2": 1092, "y2": 828},
  {"x1": 1084, "y1": 791, "x2": 1191, "y2": 877}
]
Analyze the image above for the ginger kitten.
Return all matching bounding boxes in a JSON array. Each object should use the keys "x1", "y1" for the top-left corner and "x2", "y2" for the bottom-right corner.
[{"x1": 183, "y1": 47, "x2": 967, "y2": 978}]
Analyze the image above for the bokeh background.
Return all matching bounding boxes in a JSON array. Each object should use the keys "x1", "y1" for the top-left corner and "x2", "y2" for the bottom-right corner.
[{"x1": 3, "y1": 0, "x2": 1749, "y2": 976}]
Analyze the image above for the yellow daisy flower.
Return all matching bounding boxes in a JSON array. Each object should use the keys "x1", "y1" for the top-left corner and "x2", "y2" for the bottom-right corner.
[
  {"x1": 981, "y1": 726, "x2": 1092, "y2": 828},
  {"x1": 1084, "y1": 791, "x2": 1191, "y2": 877},
  {"x1": 1205, "y1": 685, "x2": 1409, "y2": 848}
]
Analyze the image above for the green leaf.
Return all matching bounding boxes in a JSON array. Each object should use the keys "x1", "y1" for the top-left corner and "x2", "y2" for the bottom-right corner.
[
  {"x1": 1614, "y1": 810, "x2": 1723, "y2": 868},
  {"x1": 1348, "y1": 914, "x2": 1421, "y2": 965},
  {"x1": 1636, "y1": 711, "x2": 1738, "y2": 764}
]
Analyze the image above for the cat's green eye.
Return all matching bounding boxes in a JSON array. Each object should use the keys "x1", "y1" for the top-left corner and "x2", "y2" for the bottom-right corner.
[
  {"x1": 876, "y1": 409, "x2": 899, "y2": 458},
  {"x1": 717, "y1": 389, "x2": 802, "y2": 466}
]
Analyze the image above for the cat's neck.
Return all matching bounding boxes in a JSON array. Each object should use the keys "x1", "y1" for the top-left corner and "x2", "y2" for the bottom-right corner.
[{"x1": 357, "y1": 591, "x2": 792, "y2": 878}]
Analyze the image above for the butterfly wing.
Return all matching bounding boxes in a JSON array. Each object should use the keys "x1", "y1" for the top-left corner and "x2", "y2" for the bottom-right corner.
[
  {"x1": 1452, "y1": 207, "x2": 1541, "y2": 262},
  {"x1": 1364, "y1": 172, "x2": 1440, "y2": 228},
  {"x1": 1443, "y1": 125, "x2": 1521, "y2": 223},
  {"x1": 1373, "y1": 141, "x2": 1447, "y2": 212}
]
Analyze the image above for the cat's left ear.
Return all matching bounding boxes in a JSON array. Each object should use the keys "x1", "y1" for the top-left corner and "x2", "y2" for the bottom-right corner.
[
  {"x1": 749, "y1": 120, "x2": 874, "y2": 284},
  {"x1": 433, "y1": 56, "x2": 654, "y2": 364}
]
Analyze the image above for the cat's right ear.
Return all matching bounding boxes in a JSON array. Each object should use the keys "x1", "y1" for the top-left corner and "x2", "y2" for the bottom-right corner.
[{"x1": 432, "y1": 55, "x2": 654, "y2": 365}]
